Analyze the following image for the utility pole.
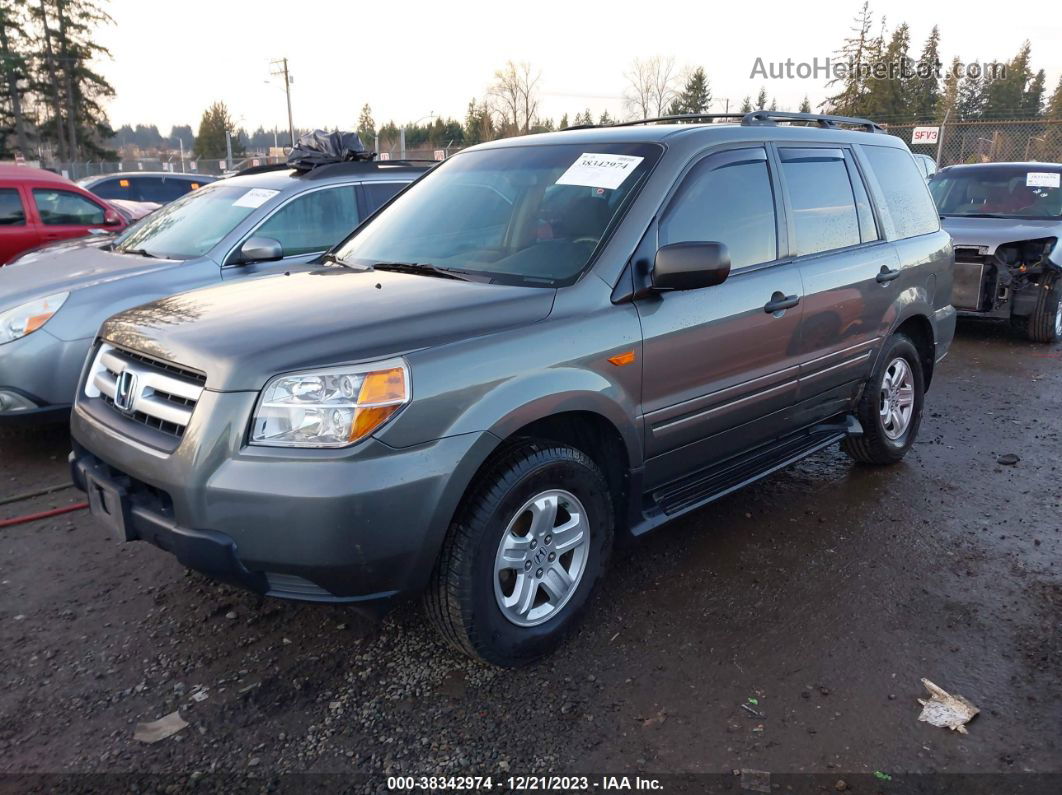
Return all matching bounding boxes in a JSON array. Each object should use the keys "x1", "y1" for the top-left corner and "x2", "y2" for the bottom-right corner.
[
  {"x1": 225, "y1": 129, "x2": 233, "y2": 171},
  {"x1": 270, "y1": 57, "x2": 295, "y2": 148},
  {"x1": 179, "y1": 137, "x2": 185, "y2": 173}
]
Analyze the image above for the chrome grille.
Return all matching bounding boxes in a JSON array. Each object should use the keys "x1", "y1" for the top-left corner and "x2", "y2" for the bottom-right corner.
[{"x1": 85, "y1": 344, "x2": 205, "y2": 439}]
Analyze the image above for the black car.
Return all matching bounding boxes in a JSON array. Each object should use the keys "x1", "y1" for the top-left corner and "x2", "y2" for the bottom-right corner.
[{"x1": 77, "y1": 172, "x2": 218, "y2": 204}]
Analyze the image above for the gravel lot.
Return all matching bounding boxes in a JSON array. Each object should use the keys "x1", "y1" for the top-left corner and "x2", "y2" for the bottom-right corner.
[{"x1": 1, "y1": 321, "x2": 1059, "y2": 787}]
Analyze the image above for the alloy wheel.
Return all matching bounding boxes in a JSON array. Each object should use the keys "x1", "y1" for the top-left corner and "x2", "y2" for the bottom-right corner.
[
  {"x1": 879, "y1": 356, "x2": 915, "y2": 440},
  {"x1": 493, "y1": 489, "x2": 590, "y2": 627}
]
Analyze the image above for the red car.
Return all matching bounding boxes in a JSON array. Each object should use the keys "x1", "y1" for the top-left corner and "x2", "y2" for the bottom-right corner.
[{"x1": 0, "y1": 164, "x2": 128, "y2": 265}]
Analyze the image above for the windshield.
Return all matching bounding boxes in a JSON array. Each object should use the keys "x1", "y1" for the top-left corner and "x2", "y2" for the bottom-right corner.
[
  {"x1": 333, "y1": 143, "x2": 661, "y2": 286},
  {"x1": 930, "y1": 167, "x2": 1061, "y2": 220},
  {"x1": 112, "y1": 183, "x2": 275, "y2": 259}
]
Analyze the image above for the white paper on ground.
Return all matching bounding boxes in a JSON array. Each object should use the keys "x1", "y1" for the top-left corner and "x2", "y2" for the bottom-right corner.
[
  {"x1": 1026, "y1": 172, "x2": 1060, "y2": 188},
  {"x1": 233, "y1": 188, "x2": 279, "y2": 208},
  {"x1": 133, "y1": 710, "x2": 189, "y2": 743},
  {"x1": 555, "y1": 153, "x2": 644, "y2": 190},
  {"x1": 917, "y1": 678, "x2": 979, "y2": 734}
]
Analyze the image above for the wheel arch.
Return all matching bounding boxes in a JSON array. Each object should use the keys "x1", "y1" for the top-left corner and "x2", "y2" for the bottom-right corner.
[{"x1": 892, "y1": 312, "x2": 936, "y2": 390}]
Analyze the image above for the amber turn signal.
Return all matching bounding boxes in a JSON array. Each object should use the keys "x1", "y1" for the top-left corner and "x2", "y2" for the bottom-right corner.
[{"x1": 608, "y1": 350, "x2": 636, "y2": 367}]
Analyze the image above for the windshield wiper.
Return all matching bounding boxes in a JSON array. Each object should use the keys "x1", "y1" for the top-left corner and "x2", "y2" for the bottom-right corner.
[
  {"x1": 120, "y1": 247, "x2": 158, "y2": 259},
  {"x1": 321, "y1": 252, "x2": 367, "y2": 270},
  {"x1": 372, "y1": 262, "x2": 480, "y2": 281}
]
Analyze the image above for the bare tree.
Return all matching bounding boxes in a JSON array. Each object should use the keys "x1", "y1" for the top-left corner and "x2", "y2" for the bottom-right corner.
[
  {"x1": 488, "y1": 61, "x2": 541, "y2": 135},
  {"x1": 623, "y1": 56, "x2": 679, "y2": 120}
]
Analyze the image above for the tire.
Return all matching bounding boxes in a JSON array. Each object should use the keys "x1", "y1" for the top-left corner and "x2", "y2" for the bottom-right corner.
[
  {"x1": 842, "y1": 333, "x2": 925, "y2": 465},
  {"x1": 1025, "y1": 273, "x2": 1062, "y2": 344},
  {"x1": 425, "y1": 442, "x2": 614, "y2": 667}
]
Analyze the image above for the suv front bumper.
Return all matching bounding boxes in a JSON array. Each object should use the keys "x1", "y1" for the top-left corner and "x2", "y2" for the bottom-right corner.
[{"x1": 70, "y1": 393, "x2": 498, "y2": 609}]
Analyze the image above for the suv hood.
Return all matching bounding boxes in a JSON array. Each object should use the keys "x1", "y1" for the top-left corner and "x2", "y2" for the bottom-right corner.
[
  {"x1": 0, "y1": 237, "x2": 179, "y2": 310},
  {"x1": 941, "y1": 216, "x2": 1061, "y2": 253},
  {"x1": 100, "y1": 268, "x2": 556, "y2": 390}
]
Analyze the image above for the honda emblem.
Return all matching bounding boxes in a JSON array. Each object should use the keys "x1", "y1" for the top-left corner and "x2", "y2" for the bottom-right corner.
[{"x1": 114, "y1": 370, "x2": 138, "y2": 413}]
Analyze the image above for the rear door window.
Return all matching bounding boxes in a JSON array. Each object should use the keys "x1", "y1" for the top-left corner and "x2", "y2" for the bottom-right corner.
[
  {"x1": 32, "y1": 188, "x2": 105, "y2": 226},
  {"x1": 361, "y1": 181, "x2": 407, "y2": 215},
  {"x1": 0, "y1": 188, "x2": 26, "y2": 225},
  {"x1": 779, "y1": 148, "x2": 861, "y2": 256},
  {"x1": 862, "y1": 145, "x2": 939, "y2": 239},
  {"x1": 660, "y1": 148, "x2": 778, "y2": 270},
  {"x1": 134, "y1": 177, "x2": 192, "y2": 203},
  {"x1": 253, "y1": 185, "x2": 359, "y2": 256}
]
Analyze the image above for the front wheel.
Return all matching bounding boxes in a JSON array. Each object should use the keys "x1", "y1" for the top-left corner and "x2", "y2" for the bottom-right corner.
[
  {"x1": 425, "y1": 442, "x2": 613, "y2": 667},
  {"x1": 1025, "y1": 273, "x2": 1062, "y2": 344},
  {"x1": 842, "y1": 334, "x2": 925, "y2": 465}
]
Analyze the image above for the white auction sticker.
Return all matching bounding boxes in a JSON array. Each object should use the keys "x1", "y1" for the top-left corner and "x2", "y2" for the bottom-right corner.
[
  {"x1": 556, "y1": 153, "x2": 644, "y2": 190},
  {"x1": 233, "y1": 188, "x2": 279, "y2": 208},
  {"x1": 1026, "y1": 172, "x2": 1060, "y2": 188}
]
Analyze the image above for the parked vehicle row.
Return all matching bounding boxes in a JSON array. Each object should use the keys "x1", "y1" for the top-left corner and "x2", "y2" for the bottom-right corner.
[{"x1": 0, "y1": 158, "x2": 425, "y2": 422}]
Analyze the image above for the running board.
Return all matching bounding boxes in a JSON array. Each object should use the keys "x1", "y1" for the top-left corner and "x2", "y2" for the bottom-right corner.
[{"x1": 644, "y1": 416, "x2": 859, "y2": 522}]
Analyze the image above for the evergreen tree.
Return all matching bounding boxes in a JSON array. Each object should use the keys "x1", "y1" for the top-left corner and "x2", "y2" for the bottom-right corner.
[
  {"x1": 909, "y1": 25, "x2": 941, "y2": 122},
  {"x1": 1022, "y1": 69, "x2": 1045, "y2": 118},
  {"x1": 0, "y1": 0, "x2": 32, "y2": 157},
  {"x1": 823, "y1": 1, "x2": 875, "y2": 116},
  {"x1": 1046, "y1": 75, "x2": 1062, "y2": 120},
  {"x1": 984, "y1": 41, "x2": 1033, "y2": 118},
  {"x1": 739, "y1": 96, "x2": 752, "y2": 113},
  {"x1": 673, "y1": 67, "x2": 711, "y2": 115},
  {"x1": 193, "y1": 101, "x2": 243, "y2": 159},
  {"x1": 799, "y1": 96, "x2": 811, "y2": 113},
  {"x1": 863, "y1": 22, "x2": 912, "y2": 121},
  {"x1": 755, "y1": 86, "x2": 768, "y2": 110},
  {"x1": 598, "y1": 110, "x2": 614, "y2": 125},
  {"x1": 558, "y1": 112, "x2": 569, "y2": 130},
  {"x1": 30, "y1": 0, "x2": 116, "y2": 159},
  {"x1": 957, "y1": 68, "x2": 986, "y2": 119},
  {"x1": 357, "y1": 103, "x2": 375, "y2": 143},
  {"x1": 936, "y1": 56, "x2": 961, "y2": 121}
]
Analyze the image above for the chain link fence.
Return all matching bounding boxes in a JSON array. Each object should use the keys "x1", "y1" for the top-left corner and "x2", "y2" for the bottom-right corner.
[{"x1": 881, "y1": 119, "x2": 1062, "y2": 167}]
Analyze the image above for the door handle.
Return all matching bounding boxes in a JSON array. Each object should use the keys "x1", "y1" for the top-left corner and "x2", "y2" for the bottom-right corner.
[
  {"x1": 764, "y1": 292, "x2": 800, "y2": 314},
  {"x1": 876, "y1": 266, "x2": 901, "y2": 284}
]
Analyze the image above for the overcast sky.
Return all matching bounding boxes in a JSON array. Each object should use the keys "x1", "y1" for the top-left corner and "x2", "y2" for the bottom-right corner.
[{"x1": 96, "y1": 0, "x2": 1061, "y2": 136}]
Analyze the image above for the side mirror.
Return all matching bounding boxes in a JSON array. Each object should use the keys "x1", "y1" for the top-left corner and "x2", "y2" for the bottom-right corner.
[
  {"x1": 103, "y1": 209, "x2": 123, "y2": 226},
  {"x1": 238, "y1": 236, "x2": 283, "y2": 264},
  {"x1": 652, "y1": 241, "x2": 731, "y2": 291}
]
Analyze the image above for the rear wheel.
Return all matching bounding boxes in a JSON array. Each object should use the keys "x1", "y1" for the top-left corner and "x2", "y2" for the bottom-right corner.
[
  {"x1": 1025, "y1": 273, "x2": 1062, "y2": 344},
  {"x1": 843, "y1": 334, "x2": 925, "y2": 465},
  {"x1": 425, "y1": 442, "x2": 613, "y2": 667}
]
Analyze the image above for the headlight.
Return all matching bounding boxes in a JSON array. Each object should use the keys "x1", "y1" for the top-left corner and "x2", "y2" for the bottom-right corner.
[
  {"x1": 0, "y1": 292, "x2": 69, "y2": 345},
  {"x1": 250, "y1": 358, "x2": 410, "y2": 447}
]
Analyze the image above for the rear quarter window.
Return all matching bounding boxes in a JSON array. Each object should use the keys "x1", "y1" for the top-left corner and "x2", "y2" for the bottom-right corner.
[{"x1": 862, "y1": 145, "x2": 939, "y2": 239}]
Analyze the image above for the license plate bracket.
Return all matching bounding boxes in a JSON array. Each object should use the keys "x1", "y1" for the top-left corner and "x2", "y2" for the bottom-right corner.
[{"x1": 85, "y1": 472, "x2": 133, "y2": 542}]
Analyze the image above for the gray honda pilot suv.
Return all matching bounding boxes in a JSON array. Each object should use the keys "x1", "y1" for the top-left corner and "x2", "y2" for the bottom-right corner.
[{"x1": 70, "y1": 112, "x2": 955, "y2": 666}]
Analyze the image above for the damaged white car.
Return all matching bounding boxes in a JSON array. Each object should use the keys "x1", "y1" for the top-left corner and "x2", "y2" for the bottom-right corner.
[{"x1": 931, "y1": 162, "x2": 1062, "y2": 343}]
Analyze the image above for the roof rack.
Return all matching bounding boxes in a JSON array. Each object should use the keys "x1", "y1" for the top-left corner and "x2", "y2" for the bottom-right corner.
[
  {"x1": 298, "y1": 159, "x2": 436, "y2": 180},
  {"x1": 565, "y1": 110, "x2": 884, "y2": 134},
  {"x1": 741, "y1": 110, "x2": 884, "y2": 133},
  {"x1": 231, "y1": 159, "x2": 436, "y2": 180}
]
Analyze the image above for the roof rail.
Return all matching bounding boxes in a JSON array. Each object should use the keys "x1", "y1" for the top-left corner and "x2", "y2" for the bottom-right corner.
[
  {"x1": 741, "y1": 111, "x2": 884, "y2": 133},
  {"x1": 563, "y1": 111, "x2": 884, "y2": 134}
]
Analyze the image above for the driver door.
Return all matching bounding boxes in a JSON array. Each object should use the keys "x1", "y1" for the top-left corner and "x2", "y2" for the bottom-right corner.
[{"x1": 638, "y1": 147, "x2": 805, "y2": 489}]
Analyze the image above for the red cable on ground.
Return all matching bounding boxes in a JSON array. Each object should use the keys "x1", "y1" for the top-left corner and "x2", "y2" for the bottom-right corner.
[{"x1": 0, "y1": 502, "x2": 89, "y2": 529}]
